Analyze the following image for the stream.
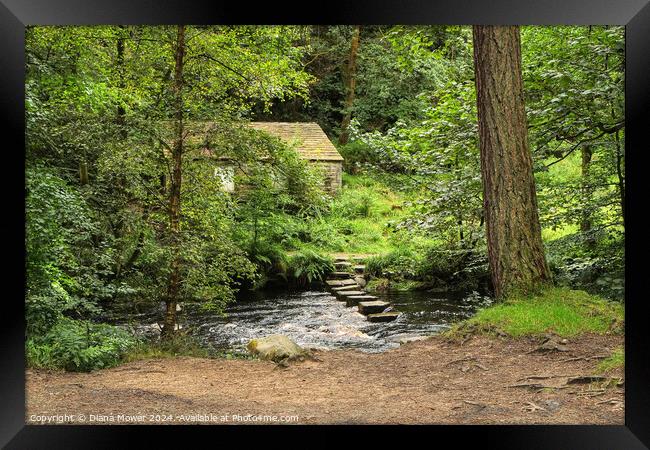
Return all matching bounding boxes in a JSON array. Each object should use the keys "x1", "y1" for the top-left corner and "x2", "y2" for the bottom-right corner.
[{"x1": 107, "y1": 289, "x2": 492, "y2": 353}]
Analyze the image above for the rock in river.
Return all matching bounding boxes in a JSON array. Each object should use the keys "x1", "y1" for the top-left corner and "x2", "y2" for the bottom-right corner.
[
  {"x1": 354, "y1": 276, "x2": 367, "y2": 288},
  {"x1": 386, "y1": 334, "x2": 431, "y2": 344}
]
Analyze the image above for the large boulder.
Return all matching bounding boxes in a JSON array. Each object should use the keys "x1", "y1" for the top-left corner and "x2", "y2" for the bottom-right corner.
[{"x1": 247, "y1": 335, "x2": 308, "y2": 363}]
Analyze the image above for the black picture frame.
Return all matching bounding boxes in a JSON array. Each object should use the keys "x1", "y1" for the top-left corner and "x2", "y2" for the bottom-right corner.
[{"x1": 2, "y1": 0, "x2": 648, "y2": 447}]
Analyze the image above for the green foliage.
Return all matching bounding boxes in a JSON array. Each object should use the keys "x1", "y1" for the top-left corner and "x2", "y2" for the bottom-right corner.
[
  {"x1": 337, "y1": 140, "x2": 380, "y2": 173},
  {"x1": 366, "y1": 277, "x2": 391, "y2": 292},
  {"x1": 27, "y1": 318, "x2": 137, "y2": 372},
  {"x1": 365, "y1": 248, "x2": 422, "y2": 279},
  {"x1": 524, "y1": 26, "x2": 625, "y2": 243},
  {"x1": 245, "y1": 240, "x2": 290, "y2": 289},
  {"x1": 288, "y1": 250, "x2": 334, "y2": 286},
  {"x1": 25, "y1": 167, "x2": 118, "y2": 335},
  {"x1": 545, "y1": 231, "x2": 624, "y2": 300},
  {"x1": 450, "y1": 288, "x2": 623, "y2": 338}
]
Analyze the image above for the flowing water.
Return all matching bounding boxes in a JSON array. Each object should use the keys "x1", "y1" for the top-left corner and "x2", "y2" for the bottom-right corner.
[{"x1": 108, "y1": 289, "x2": 492, "y2": 353}]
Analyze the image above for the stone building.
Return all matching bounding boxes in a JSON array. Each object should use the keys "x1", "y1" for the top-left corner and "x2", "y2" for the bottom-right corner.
[
  {"x1": 197, "y1": 122, "x2": 343, "y2": 195},
  {"x1": 248, "y1": 122, "x2": 343, "y2": 193}
]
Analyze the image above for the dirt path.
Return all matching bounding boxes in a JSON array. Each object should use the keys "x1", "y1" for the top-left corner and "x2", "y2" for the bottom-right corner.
[{"x1": 26, "y1": 334, "x2": 624, "y2": 425}]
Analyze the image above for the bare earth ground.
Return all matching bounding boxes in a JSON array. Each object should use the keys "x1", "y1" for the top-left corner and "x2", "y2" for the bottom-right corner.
[{"x1": 26, "y1": 334, "x2": 624, "y2": 425}]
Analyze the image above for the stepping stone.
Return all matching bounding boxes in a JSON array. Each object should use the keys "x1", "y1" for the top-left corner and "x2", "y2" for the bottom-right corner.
[
  {"x1": 328, "y1": 271, "x2": 353, "y2": 280},
  {"x1": 353, "y1": 265, "x2": 366, "y2": 274},
  {"x1": 367, "y1": 312, "x2": 401, "y2": 323},
  {"x1": 335, "y1": 261, "x2": 353, "y2": 269},
  {"x1": 357, "y1": 300, "x2": 390, "y2": 315},
  {"x1": 326, "y1": 279, "x2": 357, "y2": 287},
  {"x1": 334, "y1": 290, "x2": 365, "y2": 300},
  {"x1": 331, "y1": 284, "x2": 361, "y2": 292},
  {"x1": 345, "y1": 295, "x2": 378, "y2": 307}
]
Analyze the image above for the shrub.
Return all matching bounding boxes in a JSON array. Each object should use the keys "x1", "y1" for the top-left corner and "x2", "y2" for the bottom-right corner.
[
  {"x1": 337, "y1": 140, "x2": 379, "y2": 173},
  {"x1": 332, "y1": 191, "x2": 379, "y2": 219},
  {"x1": 27, "y1": 318, "x2": 137, "y2": 372},
  {"x1": 545, "y1": 232, "x2": 624, "y2": 300},
  {"x1": 366, "y1": 277, "x2": 391, "y2": 292},
  {"x1": 417, "y1": 247, "x2": 490, "y2": 291},
  {"x1": 247, "y1": 240, "x2": 289, "y2": 279},
  {"x1": 304, "y1": 219, "x2": 348, "y2": 251},
  {"x1": 365, "y1": 248, "x2": 422, "y2": 279},
  {"x1": 288, "y1": 250, "x2": 334, "y2": 286}
]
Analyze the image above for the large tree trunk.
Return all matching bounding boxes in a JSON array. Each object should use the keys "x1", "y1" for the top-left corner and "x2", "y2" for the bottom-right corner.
[
  {"x1": 162, "y1": 25, "x2": 186, "y2": 339},
  {"x1": 338, "y1": 26, "x2": 361, "y2": 145},
  {"x1": 472, "y1": 25, "x2": 552, "y2": 299}
]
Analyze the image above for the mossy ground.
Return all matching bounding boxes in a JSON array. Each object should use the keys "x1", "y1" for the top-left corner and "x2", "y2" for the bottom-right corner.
[{"x1": 447, "y1": 287, "x2": 624, "y2": 339}]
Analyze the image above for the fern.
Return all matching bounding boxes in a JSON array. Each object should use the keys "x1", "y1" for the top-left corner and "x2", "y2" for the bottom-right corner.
[{"x1": 288, "y1": 250, "x2": 334, "y2": 286}]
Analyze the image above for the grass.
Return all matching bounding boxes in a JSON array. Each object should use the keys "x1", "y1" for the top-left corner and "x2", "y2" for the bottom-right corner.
[
  {"x1": 122, "y1": 332, "x2": 259, "y2": 364},
  {"x1": 291, "y1": 173, "x2": 437, "y2": 256},
  {"x1": 122, "y1": 335, "x2": 212, "y2": 363},
  {"x1": 448, "y1": 287, "x2": 623, "y2": 338},
  {"x1": 542, "y1": 223, "x2": 579, "y2": 242},
  {"x1": 597, "y1": 347, "x2": 624, "y2": 373}
]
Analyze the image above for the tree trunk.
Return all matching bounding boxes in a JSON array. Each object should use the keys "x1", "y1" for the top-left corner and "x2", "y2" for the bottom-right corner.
[
  {"x1": 614, "y1": 130, "x2": 625, "y2": 229},
  {"x1": 579, "y1": 145, "x2": 596, "y2": 244},
  {"x1": 472, "y1": 25, "x2": 552, "y2": 299},
  {"x1": 579, "y1": 145, "x2": 593, "y2": 231},
  {"x1": 79, "y1": 161, "x2": 89, "y2": 185},
  {"x1": 116, "y1": 25, "x2": 127, "y2": 140},
  {"x1": 339, "y1": 26, "x2": 361, "y2": 145},
  {"x1": 162, "y1": 25, "x2": 186, "y2": 339}
]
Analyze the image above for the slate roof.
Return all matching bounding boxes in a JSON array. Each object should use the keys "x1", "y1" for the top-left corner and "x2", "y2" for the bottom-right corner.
[
  {"x1": 248, "y1": 122, "x2": 343, "y2": 162},
  {"x1": 189, "y1": 121, "x2": 343, "y2": 162}
]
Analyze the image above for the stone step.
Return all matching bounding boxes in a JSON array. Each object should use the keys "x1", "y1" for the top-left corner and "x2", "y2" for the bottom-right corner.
[
  {"x1": 326, "y1": 279, "x2": 357, "y2": 287},
  {"x1": 335, "y1": 256, "x2": 351, "y2": 262},
  {"x1": 367, "y1": 312, "x2": 401, "y2": 323},
  {"x1": 331, "y1": 284, "x2": 362, "y2": 292},
  {"x1": 357, "y1": 300, "x2": 390, "y2": 315},
  {"x1": 345, "y1": 295, "x2": 378, "y2": 307},
  {"x1": 328, "y1": 271, "x2": 353, "y2": 280},
  {"x1": 334, "y1": 261, "x2": 353, "y2": 270},
  {"x1": 353, "y1": 265, "x2": 366, "y2": 274},
  {"x1": 334, "y1": 290, "x2": 366, "y2": 300}
]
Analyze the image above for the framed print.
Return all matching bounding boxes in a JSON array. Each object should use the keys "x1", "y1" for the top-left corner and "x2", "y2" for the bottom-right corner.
[{"x1": 1, "y1": 0, "x2": 649, "y2": 447}]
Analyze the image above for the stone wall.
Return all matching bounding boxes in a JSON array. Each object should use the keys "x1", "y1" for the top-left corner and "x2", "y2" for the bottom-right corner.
[
  {"x1": 213, "y1": 160, "x2": 342, "y2": 195},
  {"x1": 313, "y1": 161, "x2": 342, "y2": 194}
]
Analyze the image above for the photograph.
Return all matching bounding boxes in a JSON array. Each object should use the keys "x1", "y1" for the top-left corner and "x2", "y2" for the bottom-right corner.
[{"x1": 21, "y1": 23, "x2": 629, "y2": 426}]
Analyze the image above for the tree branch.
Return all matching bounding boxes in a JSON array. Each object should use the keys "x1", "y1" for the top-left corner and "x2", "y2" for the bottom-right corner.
[{"x1": 545, "y1": 131, "x2": 607, "y2": 168}]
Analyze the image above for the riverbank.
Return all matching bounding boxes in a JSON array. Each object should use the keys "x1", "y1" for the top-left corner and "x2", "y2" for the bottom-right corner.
[{"x1": 26, "y1": 332, "x2": 623, "y2": 425}]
